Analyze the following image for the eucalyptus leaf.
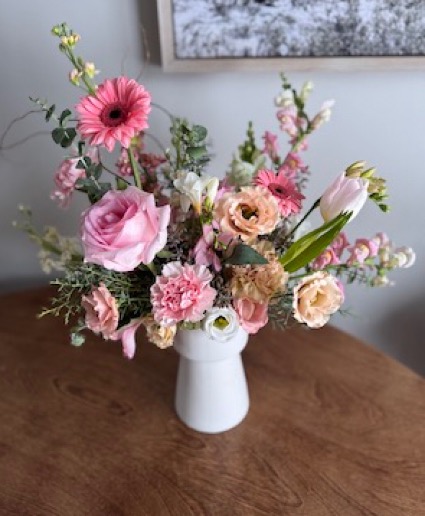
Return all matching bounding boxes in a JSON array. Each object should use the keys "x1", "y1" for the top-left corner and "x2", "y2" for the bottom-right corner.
[
  {"x1": 187, "y1": 145, "x2": 207, "y2": 160},
  {"x1": 59, "y1": 108, "x2": 72, "y2": 125},
  {"x1": 226, "y1": 244, "x2": 268, "y2": 265},
  {"x1": 51, "y1": 127, "x2": 64, "y2": 144}
]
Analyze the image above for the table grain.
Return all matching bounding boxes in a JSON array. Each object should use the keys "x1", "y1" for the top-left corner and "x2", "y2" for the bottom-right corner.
[{"x1": 0, "y1": 287, "x2": 424, "y2": 515}]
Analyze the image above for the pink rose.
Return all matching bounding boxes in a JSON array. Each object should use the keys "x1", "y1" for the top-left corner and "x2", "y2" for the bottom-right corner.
[
  {"x1": 150, "y1": 262, "x2": 216, "y2": 326},
  {"x1": 81, "y1": 283, "x2": 119, "y2": 339},
  {"x1": 233, "y1": 297, "x2": 268, "y2": 335},
  {"x1": 81, "y1": 186, "x2": 170, "y2": 272}
]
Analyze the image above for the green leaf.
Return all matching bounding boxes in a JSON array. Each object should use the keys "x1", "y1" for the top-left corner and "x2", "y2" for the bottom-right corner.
[
  {"x1": 280, "y1": 213, "x2": 352, "y2": 273},
  {"x1": 76, "y1": 159, "x2": 86, "y2": 170},
  {"x1": 45, "y1": 104, "x2": 56, "y2": 122},
  {"x1": 187, "y1": 145, "x2": 207, "y2": 160},
  {"x1": 51, "y1": 127, "x2": 64, "y2": 144},
  {"x1": 280, "y1": 214, "x2": 349, "y2": 268},
  {"x1": 59, "y1": 109, "x2": 72, "y2": 126},
  {"x1": 116, "y1": 177, "x2": 128, "y2": 191},
  {"x1": 60, "y1": 127, "x2": 77, "y2": 148},
  {"x1": 92, "y1": 163, "x2": 102, "y2": 180},
  {"x1": 192, "y1": 125, "x2": 207, "y2": 142},
  {"x1": 225, "y1": 244, "x2": 268, "y2": 265}
]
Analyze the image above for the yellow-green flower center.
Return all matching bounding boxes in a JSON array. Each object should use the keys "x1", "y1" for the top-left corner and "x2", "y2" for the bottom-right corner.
[{"x1": 213, "y1": 316, "x2": 229, "y2": 330}]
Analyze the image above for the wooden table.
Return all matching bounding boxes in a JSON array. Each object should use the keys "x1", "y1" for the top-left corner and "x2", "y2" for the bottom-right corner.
[{"x1": 0, "y1": 287, "x2": 424, "y2": 515}]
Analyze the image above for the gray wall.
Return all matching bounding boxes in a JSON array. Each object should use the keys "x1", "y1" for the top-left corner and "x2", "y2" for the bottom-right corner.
[{"x1": 0, "y1": 0, "x2": 424, "y2": 373}]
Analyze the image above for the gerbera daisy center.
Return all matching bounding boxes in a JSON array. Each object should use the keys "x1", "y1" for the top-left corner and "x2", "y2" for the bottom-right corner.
[{"x1": 101, "y1": 103, "x2": 128, "y2": 127}]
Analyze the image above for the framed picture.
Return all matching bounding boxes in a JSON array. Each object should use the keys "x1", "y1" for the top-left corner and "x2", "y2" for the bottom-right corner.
[{"x1": 157, "y1": 0, "x2": 425, "y2": 72}]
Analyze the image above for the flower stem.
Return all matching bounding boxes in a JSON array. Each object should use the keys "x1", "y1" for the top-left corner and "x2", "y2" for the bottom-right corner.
[
  {"x1": 128, "y1": 147, "x2": 142, "y2": 189},
  {"x1": 287, "y1": 198, "x2": 320, "y2": 239}
]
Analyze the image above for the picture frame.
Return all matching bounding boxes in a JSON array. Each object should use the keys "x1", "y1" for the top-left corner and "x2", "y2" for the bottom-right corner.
[{"x1": 157, "y1": 0, "x2": 425, "y2": 73}]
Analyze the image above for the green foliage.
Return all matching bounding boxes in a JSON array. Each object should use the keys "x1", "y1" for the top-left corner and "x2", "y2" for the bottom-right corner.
[
  {"x1": 280, "y1": 212, "x2": 352, "y2": 273},
  {"x1": 169, "y1": 118, "x2": 210, "y2": 174},
  {"x1": 225, "y1": 243, "x2": 268, "y2": 265}
]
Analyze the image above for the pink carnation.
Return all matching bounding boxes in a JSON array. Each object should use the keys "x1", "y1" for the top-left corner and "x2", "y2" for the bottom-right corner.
[
  {"x1": 82, "y1": 283, "x2": 119, "y2": 339},
  {"x1": 255, "y1": 169, "x2": 304, "y2": 217},
  {"x1": 81, "y1": 186, "x2": 170, "y2": 272},
  {"x1": 233, "y1": 297, "x2": 268, "y2": 335},
  {"x1": 150, "y1": 262, "x2": 216, "y2": 326},
  {"x1": 76, "y1": 77, "x2": 151, "y2": 152}
]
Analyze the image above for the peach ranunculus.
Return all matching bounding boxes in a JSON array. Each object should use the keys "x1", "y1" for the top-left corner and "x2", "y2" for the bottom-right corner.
[
  {"x1": 81, "y1": 186, "x2": 170, "y2": 272},
  {"x1": 233, "y1": 297, "x2": 268, "y2": 334},
  {"x1": 214, "y1": 186, "x2": 279, "y2": 243},
  {"x1": 292, "y1": 271, "x2": 344, "y2": 329},
  {"x1": 81, "y1": 283, "x2": 119, "y2": 339},
  {"x1": 230, "y1": 241, "x2": 288, "y2": 303}
]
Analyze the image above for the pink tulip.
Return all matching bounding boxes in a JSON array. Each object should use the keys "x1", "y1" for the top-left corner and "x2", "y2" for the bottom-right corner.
[{"x1": 320, "y1": 172, "x2": 368, "y2": 222}]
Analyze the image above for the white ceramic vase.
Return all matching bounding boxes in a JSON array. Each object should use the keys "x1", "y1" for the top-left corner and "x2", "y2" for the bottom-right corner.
[{"x1": 174, "y1": 326, "x2": 249, "y2": 434}]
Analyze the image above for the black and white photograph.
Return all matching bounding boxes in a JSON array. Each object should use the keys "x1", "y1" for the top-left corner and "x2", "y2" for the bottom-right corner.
[{"x1": 171, "y1": 0, "x2": 425, "y2": 59}]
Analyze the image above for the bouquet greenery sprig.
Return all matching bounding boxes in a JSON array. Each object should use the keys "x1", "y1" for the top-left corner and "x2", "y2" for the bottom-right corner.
[{"x1": 15, "y1": 23, "x2": 415, "y2": 357}]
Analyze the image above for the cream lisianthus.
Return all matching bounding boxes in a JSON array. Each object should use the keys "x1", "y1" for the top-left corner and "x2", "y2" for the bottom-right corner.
[
  {"x1": 202, "y1": 307, "x2": 239, "y2": 342},
  {"x1": 293, "y1": 271, "x2": 343, "y2": 329},
  {"x1": 173, "y1": 171, "x2": 218, "y2": 214},
  {"x1": 142, "y1": 315, "x2": 176, "y2": 349},
  {"x1": 214, "y1": 186, "x2": 280, "y2": 243}
]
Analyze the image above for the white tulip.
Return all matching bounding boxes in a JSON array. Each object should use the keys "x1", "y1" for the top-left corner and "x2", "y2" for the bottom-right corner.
[
  {"x1": 320, "y1": 172, "x2": 369, "y2": 222},
  {"x1": 202, "y1": 307, "x2": 239, "y2": 342}
]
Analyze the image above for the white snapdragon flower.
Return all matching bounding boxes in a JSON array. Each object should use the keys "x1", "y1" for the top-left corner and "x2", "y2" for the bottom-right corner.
[
  {"x1": 173, "y1": 171, "x2": 219, "y2": 213},
  {"x1": 300, "y1": 80, "x2": 314, "y2": 103},
  {"x1": 311, "y1": 100, "x2": 335, "y2": 129},
  {"x1": 203, "y1": 307, "x2": 239, "y2": 342},
  {"x1": 393, "y1": 246, "x2": 416, "y2": 269},
  {"x1": 275, "y1": 88, "x2": 294, "y2": 108}
]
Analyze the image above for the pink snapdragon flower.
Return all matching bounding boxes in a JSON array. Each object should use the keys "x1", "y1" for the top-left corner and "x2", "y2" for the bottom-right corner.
[
  {"x1": 81, "y1": 186, "x2": 170, "y2": 272},
  {"x1": 255, "y1": 169, "x2": 304, "y2": 217},
  {"x1": 51, "y1": 149, "x2": 98, "y2": 208},
  {"x1": 277, "y1": 105, "x2": 299, "y2": 137},
  {"x1": 282, "y1": 152, "x2": 307, "y2": 173},
  {"x1": 311, "y1": 247, "x2": 340, "y2": 270},
  {"x1": 81, "y1": 283, "x2": 119, "y2": 339},
  {"x1": 331, "y1": 232, "x2": 350, "y2": 258},
  {"x1": 233, "y1": 297, "x2": 268, "y2": 334},
  {"x1": 347, "y1": 238, "x2": 379, "y2": 266},
  {"x1": 150, "y1": 262, "x2": 217, "y2": 326},
  {"x1": 76, "y1": 77, "x2": 151, "y2": 152},
  {"x1": 111, "y1": 318, "x2": 144, "y2": 359},
  {"x1": 262, "y1": 131, "x2": 279, "y2": 162},
  {"x1": 193, "y1": 225, "x2": 221, "y2": 272}
]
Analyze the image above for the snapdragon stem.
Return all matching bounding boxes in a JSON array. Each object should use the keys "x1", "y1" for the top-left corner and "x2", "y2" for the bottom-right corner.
[
  {"x1": 128, "y1": 148, "x2": 142, "y2": 189},
  {"x1": 287, "y1": 198, "x2": 320, "y2": 239}
]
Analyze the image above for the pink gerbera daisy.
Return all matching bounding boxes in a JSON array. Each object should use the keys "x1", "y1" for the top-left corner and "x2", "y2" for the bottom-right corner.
[
  {"x1": 255, "y1": 169, "x2": 304, "y2": 217},
  {"x1": 76, "y1": 77, "x2": 151, "y2": 152}
]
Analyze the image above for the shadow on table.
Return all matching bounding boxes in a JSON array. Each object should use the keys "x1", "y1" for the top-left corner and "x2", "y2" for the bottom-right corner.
[{"x1": 377, "y1": 293, "x2": 425, "y2": 377}]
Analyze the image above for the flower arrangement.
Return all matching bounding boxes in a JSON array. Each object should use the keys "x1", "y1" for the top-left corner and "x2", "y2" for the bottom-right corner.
[{"x1": 16, "y1": 24, "x2": 415, "y2": 358}]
